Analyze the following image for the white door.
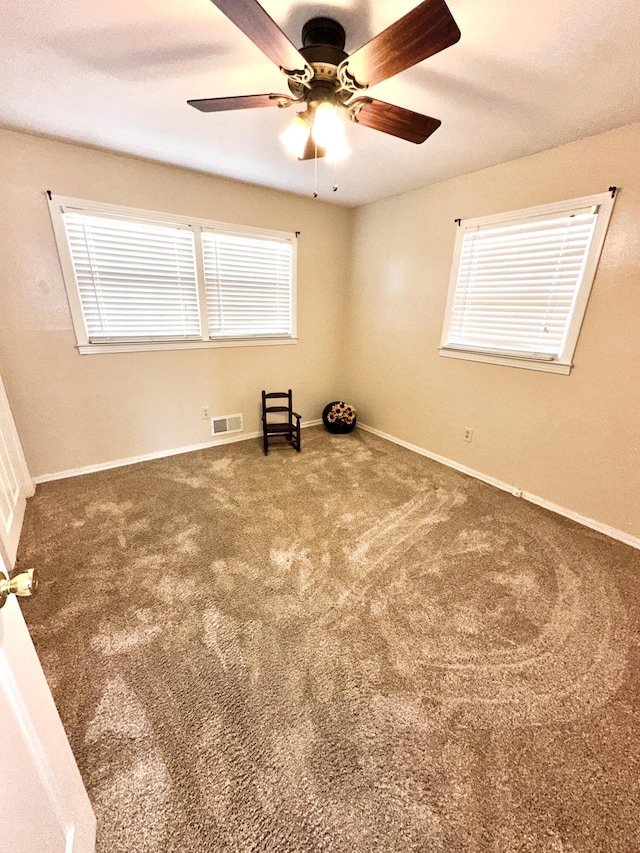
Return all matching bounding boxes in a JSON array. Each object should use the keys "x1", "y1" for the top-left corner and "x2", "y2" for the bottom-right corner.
[
  {"x1": 0, "y1": 578, "x2": 97, "y2": 853},
  {"x1": 0, "y1": 371, "x2": 96, "y2": 853},
  {"x1": 0, "y1": 373, "x2": 34, "y2": 567}
]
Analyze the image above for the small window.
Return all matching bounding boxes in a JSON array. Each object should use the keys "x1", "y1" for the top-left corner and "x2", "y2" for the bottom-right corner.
[
  {"x1": 439, "y1": 191, "x2": 616, "y2": 374},
  {"x1": 48, "y1": 195, "x2": 297, "y2": 353}
]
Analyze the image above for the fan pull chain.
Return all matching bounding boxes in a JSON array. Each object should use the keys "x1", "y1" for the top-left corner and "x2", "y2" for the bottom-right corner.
[
  {"x1": 311, "y1": 151, "x2": 340, "y2": 198},
  {"x1": 313, "y1": 143, "x2": 318, "y2": 198}
]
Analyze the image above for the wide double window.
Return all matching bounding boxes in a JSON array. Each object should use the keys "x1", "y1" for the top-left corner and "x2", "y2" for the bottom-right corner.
[
  {"x1": 48, "y1": 195, "x2": 297, "y2": 353},
  {"x1": 439, "y1": 191, "x2": 616, "y2": 374}
]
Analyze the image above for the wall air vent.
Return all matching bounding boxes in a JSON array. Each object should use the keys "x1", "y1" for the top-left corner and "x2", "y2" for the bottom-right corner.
[{"x1": 211, "y1": 414, "x2": 243, "y2": 436}]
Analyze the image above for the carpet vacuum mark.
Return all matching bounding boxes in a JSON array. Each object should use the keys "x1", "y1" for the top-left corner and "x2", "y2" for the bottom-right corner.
[{"x1": 18, "y1": 427, "x2": 640, "y2": 852}]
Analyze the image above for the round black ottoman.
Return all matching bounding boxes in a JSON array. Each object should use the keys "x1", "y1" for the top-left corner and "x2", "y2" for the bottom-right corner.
[{"x1": 322, "y1": 402, "x2": 357, "y2": 434}]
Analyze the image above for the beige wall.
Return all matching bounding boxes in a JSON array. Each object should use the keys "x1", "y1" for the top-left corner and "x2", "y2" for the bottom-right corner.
[
  {"x1": 0, "y1": 129, "x2": 353, "y2": 477},
  {"x1": 345, "y1": 122, "x2": 640, "y2": 539}
]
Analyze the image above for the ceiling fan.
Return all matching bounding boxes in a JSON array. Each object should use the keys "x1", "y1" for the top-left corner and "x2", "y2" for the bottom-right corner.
[{"x1": 188, "y1": 0, "x2": 461, "y2": 162}]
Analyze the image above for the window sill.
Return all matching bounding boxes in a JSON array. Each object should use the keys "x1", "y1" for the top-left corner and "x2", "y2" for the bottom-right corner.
[
  {"x1": 78, "y1": 337, "x2": 298, "y2": 354},
  {"x1": 438, "y1": 347, "x2": 572, "y2": 375}
]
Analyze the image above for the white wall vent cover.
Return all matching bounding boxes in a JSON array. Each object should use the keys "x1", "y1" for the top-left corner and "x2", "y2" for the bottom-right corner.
[{"x1": 211, "y1": 414, "x2": 243, "y2": 436}]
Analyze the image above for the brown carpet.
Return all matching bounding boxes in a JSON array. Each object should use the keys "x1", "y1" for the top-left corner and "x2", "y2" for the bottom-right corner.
[{"x1": 17, "y1": 426, "x2": 640, "y2": 852}]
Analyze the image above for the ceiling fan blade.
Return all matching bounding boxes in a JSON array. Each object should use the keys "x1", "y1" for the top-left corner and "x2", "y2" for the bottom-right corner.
[
  {"x1": 352, "y1": 99, "x2": 441, "y2": 144},
  {"x1": 210, "y1": 0, "x2": 310, "y2": 76},
  {"x1": 188, "y1": 93, "x2": 290, "y2": 112},
  {"x1": 298, "y1": 136, "x2": 326, "y2": 161},
  {"x1": 341, "y1": 0, "x2": 460, "y2": 88}
]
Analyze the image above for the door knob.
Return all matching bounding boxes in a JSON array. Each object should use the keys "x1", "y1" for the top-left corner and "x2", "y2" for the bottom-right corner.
[{"x1": 0, "y1": 569, "x2": 39, "y2": 609}]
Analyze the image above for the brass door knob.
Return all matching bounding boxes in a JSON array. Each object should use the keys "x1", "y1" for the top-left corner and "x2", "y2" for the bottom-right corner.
[{"x1": 0, "y1": 569, "x2": 39, "y2": 609}]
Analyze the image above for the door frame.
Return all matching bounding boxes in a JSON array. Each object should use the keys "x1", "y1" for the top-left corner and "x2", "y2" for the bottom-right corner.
[{"x1": 0, "y1": 372, "x2": 34, "y2": 569}]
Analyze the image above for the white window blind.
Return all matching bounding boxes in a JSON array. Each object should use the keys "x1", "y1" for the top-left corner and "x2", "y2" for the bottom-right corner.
[
  {"x1": 202, "y1": 230, "x2": 293, "y2": 338},
  {"x1": 448, "y1": 211, "x2": 597, "y2": 356},
  {"x1": 48, "y1": 195, "x2": 297, "y2": 353},
  {"x1": 63, "y1": 212, "x2": 200, "y2": 341},
  {"x1": 440, "y1": 192, "x2": 616, "y2": 374}
]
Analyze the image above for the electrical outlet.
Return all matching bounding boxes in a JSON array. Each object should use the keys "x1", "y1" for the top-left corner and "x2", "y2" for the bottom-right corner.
[
  {"x1": 201, "y1": 406, "x2": 210, "y2": 419},
  {"x1": 463, "y1": 426, "x2": 473, "y2": 442}
]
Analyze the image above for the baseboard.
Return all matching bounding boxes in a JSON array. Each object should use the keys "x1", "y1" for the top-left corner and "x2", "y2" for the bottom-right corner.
[
  {"x1": 358, "y1": 422, "x2": 640, "y2": 551},
  {"x1": 33, "y1": 420, "x2": 323, "y2": 484}
]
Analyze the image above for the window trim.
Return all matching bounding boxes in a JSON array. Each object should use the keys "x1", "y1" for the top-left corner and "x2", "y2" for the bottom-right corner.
[
  {"x1": 439, "y1": 191, "x2": 617, "y2": 374},
  {"x1": 47, "y1": 194, "x2": 298, "y2": 353}
]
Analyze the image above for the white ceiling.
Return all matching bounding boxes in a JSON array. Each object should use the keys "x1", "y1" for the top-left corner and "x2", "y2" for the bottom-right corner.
[{"x1": 2, "y1": 0, "x2": 640, "y2": 207}]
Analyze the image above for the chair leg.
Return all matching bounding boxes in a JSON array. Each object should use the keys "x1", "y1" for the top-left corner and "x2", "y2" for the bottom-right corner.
[{"x1": 263, "y1": 426, "x2": 268, "y2": 455}]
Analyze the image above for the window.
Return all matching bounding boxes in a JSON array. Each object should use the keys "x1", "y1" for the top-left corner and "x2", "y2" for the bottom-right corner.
[
  {"x1": 202, "y1": 229, "x2": 292, "y2": 339},
  {"x1": 439, "y1": 191, "x2": 616, "y2": 374},
  {"x1": 48, "y1": 195, "x2": 297, "y2": 353}
]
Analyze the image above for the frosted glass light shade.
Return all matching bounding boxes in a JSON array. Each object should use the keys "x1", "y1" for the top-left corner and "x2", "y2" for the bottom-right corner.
[{"x1": 279, "y1": 115, "x2": 310, "y2": 159}]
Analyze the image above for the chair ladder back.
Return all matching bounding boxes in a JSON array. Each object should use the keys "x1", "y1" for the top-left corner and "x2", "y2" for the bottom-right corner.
[{"x1": 261, "y1": 389, "x2": 301, "y2": 455}]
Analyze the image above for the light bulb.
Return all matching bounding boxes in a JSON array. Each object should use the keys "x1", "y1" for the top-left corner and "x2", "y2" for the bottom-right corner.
[
  {"x1": 279, "y1": 115, "x2": 310, "y2": 159},
  {"x1": 311, "y1": 102, "x2": 342, "y2": 149},
  {"x1": 325, "y1": 129, "x2": 351, "y2": 163}
]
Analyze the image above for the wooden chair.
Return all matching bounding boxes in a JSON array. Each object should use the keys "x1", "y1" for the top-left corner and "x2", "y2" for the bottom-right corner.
[{"x1": 261, "y1": 390, "x2": 301, "y2": 454}]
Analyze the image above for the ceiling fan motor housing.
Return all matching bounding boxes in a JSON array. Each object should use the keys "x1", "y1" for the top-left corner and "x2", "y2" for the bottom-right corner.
[
  {"x1": 288, "y1": 17, "x2": 351, "y2": 107},
  {"x1": 301, "y1": 17, "x2": 346, "y2": 52}
]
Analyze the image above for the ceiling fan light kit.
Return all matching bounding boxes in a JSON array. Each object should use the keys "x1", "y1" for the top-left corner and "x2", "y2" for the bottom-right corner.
[
  {"x1": 188, "y1": 0, "x2": 461, "y2": 182},
  {"x1": 278, "y1": 99, "x2": 351, "y2": 162}
]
